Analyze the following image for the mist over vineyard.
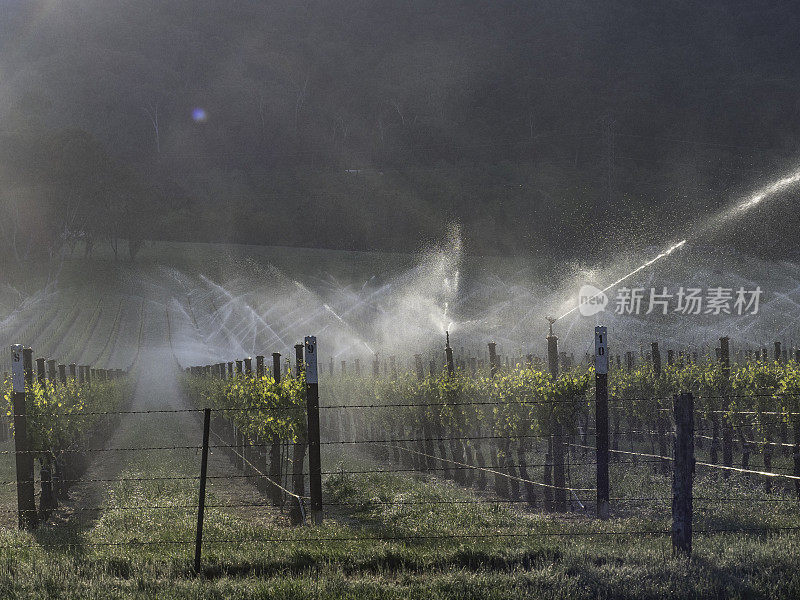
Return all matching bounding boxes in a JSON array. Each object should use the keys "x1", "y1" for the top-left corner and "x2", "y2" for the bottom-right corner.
[{"x1": 1, "y1": 233, "x2": 799, "y2": 375}]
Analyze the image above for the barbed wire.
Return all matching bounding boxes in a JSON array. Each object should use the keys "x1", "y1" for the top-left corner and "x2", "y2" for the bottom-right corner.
[
  {"x1": 208, "y1": 426, "x2": 307, "y2": 504},
  {"x1": 2, "y1": 491, "x2": 798, "y2": 515},
  {"x1": 385, "y1": 442, "x2": 594, "y2": 493},
  {"x1": 4, "y1": 393, "x2": 799, "y2": 420},
  {"x1": 695, "y1": 433, "x2": 796, "y2": 449},
  {"x1": 0, "y1": 445, "x2": 203, "y2": 455},
  {"x1": 4, "y1": 454, "x2": 798, "y2": 486},
  {"x1": 1, "y1": 525, "x2": 799, "y2": 551},
  {"x1": 569, "y1": 441, "x2": 800, "y2": 481},
  {"x1": 694, "y1": 460, "x2": 800, "y2": 480}
]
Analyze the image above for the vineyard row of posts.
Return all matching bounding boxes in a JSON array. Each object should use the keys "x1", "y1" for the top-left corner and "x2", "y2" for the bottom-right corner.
[
  {"x1": 2, "y1": 328, "x2": 798, "y2": 552},
  {"x1": 184, "y1": 331, "x2": 800, "y2": 556},
  {"x1": 2, "y1": 346, "x2": 130, "y2": 530}
]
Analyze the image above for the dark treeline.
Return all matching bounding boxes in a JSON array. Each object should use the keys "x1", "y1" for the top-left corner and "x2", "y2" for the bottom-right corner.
[{"x1": 1, "y1": 1, "x2": 799, "y2": 261}]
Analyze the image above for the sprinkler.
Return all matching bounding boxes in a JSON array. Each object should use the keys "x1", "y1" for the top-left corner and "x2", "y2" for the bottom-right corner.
[{"x1": 546, "y1": 316, "x2": 556, "y2": 337}]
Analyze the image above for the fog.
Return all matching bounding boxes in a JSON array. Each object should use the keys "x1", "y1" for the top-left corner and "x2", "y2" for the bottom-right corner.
[{"x1": 2, "y1": 1, "x2": 800, "y2": 375}]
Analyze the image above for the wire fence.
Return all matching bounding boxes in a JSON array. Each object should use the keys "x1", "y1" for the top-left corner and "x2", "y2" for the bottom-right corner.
[{"x1": 1, "y1": 382, "x2": 799, "y2": 569}]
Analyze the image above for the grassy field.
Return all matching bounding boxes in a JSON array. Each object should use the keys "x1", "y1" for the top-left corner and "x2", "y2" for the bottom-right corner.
[
  {"x1": 0, "y1": 455, "x2": 799, "y2": 598},
  {"x1": 0, "y1": 372, "x2": 798, "y2": 599}
]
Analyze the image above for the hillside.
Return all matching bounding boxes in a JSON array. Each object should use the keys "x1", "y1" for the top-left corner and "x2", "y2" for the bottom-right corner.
[{"x1": 2, "y1": 1, "x2": 800, "y2": 257}]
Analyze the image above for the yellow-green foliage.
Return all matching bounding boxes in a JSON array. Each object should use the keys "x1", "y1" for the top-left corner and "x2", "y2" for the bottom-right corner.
[
  {"x1": 325, "y1": 366, "x2": 590, "y2": 439},
  {"x1": 184, "y1": 373, "x2": 307, "y2": 441},
  {"x1": 614, "y1": 358, "x2": 800, "y2": 443},
  {"x1": 183, "y1": 358, "x2": 800, "y2": 446},
  {"x1": 777, "y1": 366, "x2": 800, "y2": 425},
  {"x1": 2, "y1": 376, "x2": 131, "y2": 454}
]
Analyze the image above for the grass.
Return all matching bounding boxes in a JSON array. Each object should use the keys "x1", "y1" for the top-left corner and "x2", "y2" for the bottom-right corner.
[{"x1": 0, "y1": 407, "x2": 798, "y2": 599}]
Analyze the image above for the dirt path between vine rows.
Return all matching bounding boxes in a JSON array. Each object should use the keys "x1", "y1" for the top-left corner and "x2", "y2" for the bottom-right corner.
[{"x1": 43, "y1": 349, "x2": 287, "y2": 536}]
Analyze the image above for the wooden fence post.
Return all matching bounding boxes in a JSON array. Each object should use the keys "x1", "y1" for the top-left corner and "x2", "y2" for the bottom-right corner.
[
  {"x1": 46, "y1": 360, "x2": 56, "y2": 382},
  {"x1": 289, "y1": 344, "x2": 306, "y2": 525},
  {"x1": 13, "y1": 346, "x2": 37, "y2": 530},
  {"x1": 651, "y1": 342, "x2": 670, "y2": 473},
  {"x1": 445, "y1": 332, "x2": 454, "y2": 376},
  {"x1": 272, "y1": 353, "x2": 281, "y2": 382},
  {"x1": 35, "y1": 357, "x2": 55, "y2": 515},
  {"x1": 35, "y1": 358, "x2": 45, "y2": 384},
  {"x1": 444, "y1": 333, "x2": 465, "y2": 484},
  {"x1": 595, "y1": 327, "x2": 609, "y2": 519},
  {"x1": 269, "y1": 352, "x2": 283, "y2": 507},
  {"x1": 547, "y1": 322, "x2": 566, "y2": 512},
  {"x1": 304, "y1": 336, "x2": 323, "y2": 525},
  {"x1": 256, "y1": 355, "x2": 264, "y2": 378},
  {"x1": 672, "y1": 392, "x2": 694, "y2": 557},
  {"x1": 625, "y1": 351, "x2": 634, "y2": 372},
  {"x1": 488, "y1": 342, "x2": 498, "y2": 378},
  {"x1": 244, "y1": 357, "x2": 252, "y2": 377},
  {"x1": 720, "y1": 337, "x2": 732, "y2": 478},
  {"x1": 793, "y1": 419, "x2": 800, "y2": 500},
  {"x1": 651, "y1": 342, "x2": 661, "y2": 376},
  {"x1": 486, "y1": 341, "x2": 504, "y2": 495},
  {"x1": 58, "y1": 364, "x2": 67, "y2": 385}
]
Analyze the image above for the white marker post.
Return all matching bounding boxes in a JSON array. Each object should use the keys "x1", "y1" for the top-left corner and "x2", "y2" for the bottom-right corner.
[
  {"x1": 594, "y1": 327, "x2": 609, "y2": 519},
  {"x1": 11, "y1": 345, "x2": 37, "y2": 529},
  {"x1": 304, "y1": 336, "x2": 323, "y2": 524},
  {"x1": 11, "y1": 345, "x2": 24, "y2": 394}
]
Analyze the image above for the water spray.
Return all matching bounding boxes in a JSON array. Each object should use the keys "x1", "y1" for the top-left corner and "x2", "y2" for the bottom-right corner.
[
  {"x1": 556, "y1": 165, "x2": 800, "y2": 324},
  {"x1": 724, "y1": 168, "x2": 800, "y2": 219},
  {"x1": 557, "y1": 239, "x2": 687, "y2": 321},
  {"x1": 322, "y1": 303, "x2": 375, "y2": 354}
]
